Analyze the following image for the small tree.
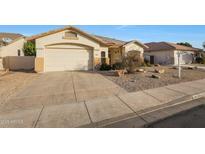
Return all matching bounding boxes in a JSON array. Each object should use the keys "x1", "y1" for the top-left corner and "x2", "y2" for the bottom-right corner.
[
  {"x1": 177, "y1": 42, "x2": 192, "y2": 47},
  {"x1": 122, "y1": 50, "x2": 143, "y2": 73},
  {"x1": 23, "y1": 42, "x2": 36, "y2": 56},
  {"x1": 203, "y1": 42, "x2": 205, "y2": 51}
]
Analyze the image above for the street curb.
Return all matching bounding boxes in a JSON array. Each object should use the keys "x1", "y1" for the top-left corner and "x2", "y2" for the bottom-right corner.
[{"x1": 81, "y1": 91, "x2": 205, "y2": 128}]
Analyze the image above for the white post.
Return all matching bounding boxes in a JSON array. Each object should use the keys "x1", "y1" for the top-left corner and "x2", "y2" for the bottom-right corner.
[{"x1": 177, "y1": 51, "x2": 181, "y2": 79}]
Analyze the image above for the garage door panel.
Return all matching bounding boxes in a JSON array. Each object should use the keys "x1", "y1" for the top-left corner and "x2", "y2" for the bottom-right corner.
[
  {"x1": 181, "y1": 54, "x2": 193, "y2": 64},
  {"x1": 45, "y1": 48, "x2": 93, "y2": 72}
]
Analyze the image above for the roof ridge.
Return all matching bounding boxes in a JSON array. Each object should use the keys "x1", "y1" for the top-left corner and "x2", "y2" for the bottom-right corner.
[
  {"x1": 162, "y1": 42, "x2": 177, "y2": 49},
  {"x1": 124, "y1": 40, "x2": 148, "y2": 48},
  {"x1": 26, "y1": 26, "x2": 107, "y2": 45},
  {"x1": 145, "y1": 41, "x2": 199, "y2": 52},
  {"x1": 0, "y1": 32, "x2": 23, "y2": 35},
  {"x1": 93, "y1": 35, "x2": 126, "y2": 43},
  {"x1": 165, "y1": 41, "x2": 198, "y2": 49}
]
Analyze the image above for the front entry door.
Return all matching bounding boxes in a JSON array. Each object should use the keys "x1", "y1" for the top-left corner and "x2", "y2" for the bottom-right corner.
[{"x1": 150, "y1": 56, "x2": 155, "y2": 64}]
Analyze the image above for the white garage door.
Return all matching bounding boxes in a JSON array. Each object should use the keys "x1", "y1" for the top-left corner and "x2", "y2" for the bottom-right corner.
[
  {"x1": 181, "y1": 53, "x2": 193, "y2": 64},
  {"x1": 45, "y1": 48, "x2": 93, "y2": 72}
]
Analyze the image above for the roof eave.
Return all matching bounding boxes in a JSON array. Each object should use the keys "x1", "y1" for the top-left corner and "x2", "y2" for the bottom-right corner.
[
  {"x1": 26, "y1": 26, "x2": 108, "y2": 46},
  {"x1": 123, "y1": 40, "x2": 148, "y2": 48}
]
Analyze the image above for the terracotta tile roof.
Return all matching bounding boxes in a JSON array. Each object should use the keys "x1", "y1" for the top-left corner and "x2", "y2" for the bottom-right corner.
[
  {"x1": 93, "y1": 35, "x2": 126, "y2": 46},
  {"x1": 145, "y1": 42, "x2": 199, "y2": 52},
  {"x1": 26, "y1": 25, "x2": 147, "y2": 48},
  {"x1": 26, "y1": 26, "x2": 107, "y2": 46},
  {"x1": 0, "y1": 33, "x2": 23, "y2": 46},
  {"x1": 166, "y1": 42, "x2": 200, "y2": 51},
  {"x1": 124, "y1": 40, "x2": 149, "y2": 48},
  {"x1": 93, "y1": 35, "x2": 148, "y2": 49}
]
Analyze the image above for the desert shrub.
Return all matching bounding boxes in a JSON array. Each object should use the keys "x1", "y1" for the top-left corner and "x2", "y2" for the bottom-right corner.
[
  {"x1": 144, "y1": 59, "x2": 151, "y2": 67},
  {"x1": 195, "y1": 52, "x2": 205, "y2": 64},
  {"x1": 141, "y1": 61, "x2": 151, "y2": 67},
  {"x1": 99, "y1": 63, "x2": 111, "y2": 71},
  {"x1": 196, "y1": 57, "x2": 205, "y2": 64},
  {"x1": 144, "y1": 59, "x2": 149, "y2": 64},
  {"x1": 196, "y1": 57, "x2": 204, "y2": 64},
  {"x1": 122, "y1": 52, "x2": 143, "y2": 73},
  {"x1": 112, "y1": 62, "x2": 125, "y2": 70},
  {"x1": 146, "y1": 62, "x2": 152, "y2": 67},
  {"x1": 141, "y1": 62, "x2": 147, "y2": 67}
]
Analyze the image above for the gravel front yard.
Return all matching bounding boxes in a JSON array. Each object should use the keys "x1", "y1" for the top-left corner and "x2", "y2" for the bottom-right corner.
[
  {"x1": 0, "y1": 71, "x2": 38, "y2": 104},
  {"x1": 101, "y1": 66, "x2": 205, "y2": 92}
]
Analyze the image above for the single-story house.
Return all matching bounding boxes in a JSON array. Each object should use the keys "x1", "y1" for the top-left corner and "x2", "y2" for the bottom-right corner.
[
  {"x1": 0, "y1": 33, "x2": 25, "y2": 70},
  {"x1": 1, "y1": 27, "x2": 200, "y2": 72},
  {"x1": 0, "y1": 33, "x2": 23, "y2": 47},
  {"x1": 26, "y1": 26, "x2": 148, "y2": 72},
  {"x1": 144, "y1": 42, "x2": 199, "y2": 65}
]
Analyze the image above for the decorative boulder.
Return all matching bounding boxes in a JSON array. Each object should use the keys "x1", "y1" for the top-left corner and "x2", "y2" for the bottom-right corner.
[
  {"x1": 187, "y1": 66, "x2": 197, "y2": 70},
  {"x1": 155, "y1": 64, "x2": 161, "y2": 67},
  {"x1": 137, "y1": 68, "x2": 144, "y2": 72},
  {"x1": 152, "y1": 74, "x2": 160, "y2": 79},
  {"x1": 116, "y1": 70, "x2": 125, "y2": 77},
  {"x1": 155, "y1": 69, "x2": 165, "y2": 74}
]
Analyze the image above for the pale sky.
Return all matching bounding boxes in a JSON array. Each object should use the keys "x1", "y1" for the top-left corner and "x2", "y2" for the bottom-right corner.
[{"x1": 0, "y1": 25, "x2": 204, "y2": 48}]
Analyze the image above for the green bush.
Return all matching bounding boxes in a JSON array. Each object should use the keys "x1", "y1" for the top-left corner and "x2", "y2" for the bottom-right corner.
[
  {"x1": 141, "y1": 61, "x2": 151, "y2": 67},
  {"x1": 141, "y1": 62, "x2": 147, "y2": 67},
  {"x1": 23, "y1": 42, "x2": 36, "y2": 56},
  {"x1": 112, "y1": 62, "x2": 125, "y2": 70},
  {"x1": 196, "y1": 57, "x2": 205, "y2": 64},
  {"x1": 100, "y1": 63, "x2": 111, "y2": 71},
  {"x1": 143, "y1": 59, "x2": 151, "y2": 67},
  {"x1": 195, "y1": 52, "x2": 205, "y2": 64}
]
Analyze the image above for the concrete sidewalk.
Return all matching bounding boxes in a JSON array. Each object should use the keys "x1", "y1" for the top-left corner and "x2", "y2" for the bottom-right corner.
[{"x1": 1, "y1": 78, "x2": 205, "y2": 128}]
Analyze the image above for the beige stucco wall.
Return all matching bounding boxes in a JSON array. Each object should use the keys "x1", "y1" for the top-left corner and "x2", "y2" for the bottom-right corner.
[
  {"x1": 0, "y1": 58, "x2": 3, "y2": 70},
  {"x1": 144, "y1": 50, "x2": 174, "y2": 65},
  {"x1": 110, "y1": 42, "x2": 144, "y2": 65},
  {"x1": 35, "y1": 57, "x2": 44, "y2": 72},
  {"x1": 36, "y1": 30, "x2": 108, "y2": 58},
  {"x1": 123, "y1": 42, "x2": 144, "y2": 57},
  {"x1": 35, "y1": 30, "x2": 109, "y2": 71},
  {"x1": 3, "y1": 56, "x2": 35, "y2": 70},
  {"x1": 144, "y1": 50, "x2": 195, "y2": 65},
  {"x1": 110, "y1": 48, "x2": 122, "y2": 65},
  {"x1": 0, "y1": 38, "x2": 25, "y2": 58}
]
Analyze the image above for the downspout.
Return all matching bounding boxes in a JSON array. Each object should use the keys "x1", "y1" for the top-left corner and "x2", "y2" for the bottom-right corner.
[{"x1": 92, "y1": 48, "x2": 95, "y2": 71}]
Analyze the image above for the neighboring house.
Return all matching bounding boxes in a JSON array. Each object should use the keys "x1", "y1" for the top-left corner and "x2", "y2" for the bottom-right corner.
[
  {"x1": 0, "y1": 33, "x2": 23, "y2": 47},
  {"x1": 144, "y1": 42, "x2": 199, "y2": 65},
  {"x1": 0, "y1": 33, "x2": 25, "y2": 70},
  {"x1": 27, "y1": 26, "x2": 147, "y2": 73}
]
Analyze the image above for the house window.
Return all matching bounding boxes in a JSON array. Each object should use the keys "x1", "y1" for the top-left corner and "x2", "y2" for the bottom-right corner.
[
  {"x1": 101, "y1": 51, "x2": 106, "y2": 64},
  {"x1": 18, "y1": 50, "x2": 21, "y2": 56},
  {"x1": 64, "y1": 31, "x2": 77, "y2": 38}
]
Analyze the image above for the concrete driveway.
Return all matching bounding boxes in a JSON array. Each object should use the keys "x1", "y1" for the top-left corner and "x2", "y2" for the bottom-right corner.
[
  {"x1": 2, "y1": 71, "x2": 205, "y2": 128},
  {"x1": 1, "y1": 71, "x2": 126, "y2": 112}
]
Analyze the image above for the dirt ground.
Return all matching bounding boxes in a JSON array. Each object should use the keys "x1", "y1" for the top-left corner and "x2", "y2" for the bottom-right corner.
[
  {"x1": 0, "y1": 71, "x2": 38, "y2": 104},
  {"x1": 101, "y1": 66, "x2": 205, "y2": 92}
]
